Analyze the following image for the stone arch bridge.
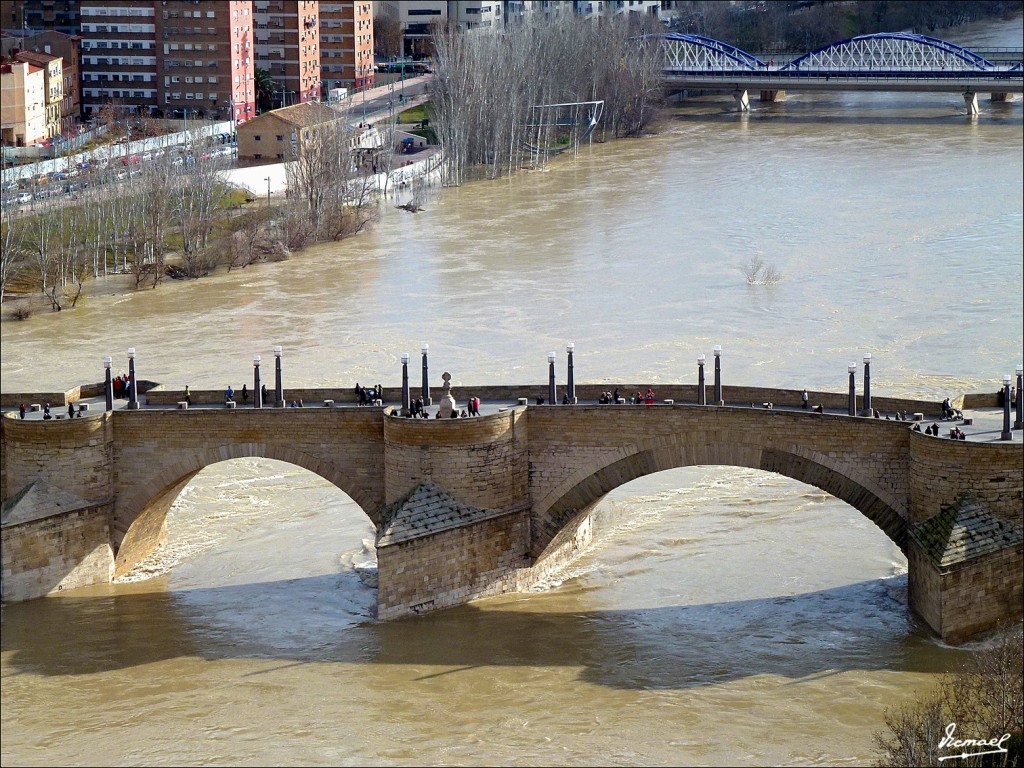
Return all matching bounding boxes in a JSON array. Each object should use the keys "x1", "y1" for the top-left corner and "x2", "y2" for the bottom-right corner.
[{"x1": 2, "y1": 389, "x2": 1020, "y2": 645}]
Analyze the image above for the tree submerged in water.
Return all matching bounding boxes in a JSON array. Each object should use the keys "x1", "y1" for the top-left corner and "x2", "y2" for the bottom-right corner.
[
  {"x1": 742, "y1": 255, "x2": 782, "y2": 286},
  {"x1": 872, "y1": 623, "x2": 1023, "y2": 767}
]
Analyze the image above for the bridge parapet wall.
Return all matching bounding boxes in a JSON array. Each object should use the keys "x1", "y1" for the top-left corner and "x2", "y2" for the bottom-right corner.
[{"x1": 1, "y1": 412, "x2": 114, "y2": 505}]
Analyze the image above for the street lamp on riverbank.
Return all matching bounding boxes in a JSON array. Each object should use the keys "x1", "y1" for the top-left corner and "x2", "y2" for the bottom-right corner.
[
  {"x1": 697, "y1": 354, "x2": 706, "y2": 405},
  {"x1": 127, "y1": 348, "x2": 139, "y2": 410},
  {"x1": 265, "y1": 177, "x2": 271, "y2": 206},
  {"x1": 548, "y1": 352, "x2": 557, "y2": 405},
  {"x1": 103, "y1": 356, "x2": 113, "y2": 412}
]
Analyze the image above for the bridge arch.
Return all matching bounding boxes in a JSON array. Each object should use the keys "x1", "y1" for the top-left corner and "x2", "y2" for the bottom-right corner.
[
  {"x1": 533, "y1": 435, "x2": 906, "y2": 562},
  {"x1": 113, "y1": 443, "x2": 380, "y2": 577},
  {"x1": 782, "y1": 33, "x2": 996, "y2": 72},
  {"x1": 661, "y1": 33, "x2": 766, "y2": 70}
]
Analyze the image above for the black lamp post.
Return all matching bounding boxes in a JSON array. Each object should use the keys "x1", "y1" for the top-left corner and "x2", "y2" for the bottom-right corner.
[
  {"x1": 127, "y1": 347, "x2": 139, "y2": 410},
  {"x1": 697, "y1": 353, "x2": 706, "y2": 405},
  {"x1": 548, "y1": 351, "x2": 556, "y2": 405},
  {"x1": 566, "y1": 343, "x2": 576, "y2": 404},
  {"x1": 421, "y1": 343, "x2": 431, "y2": 405},
  {"x1": 274, "y1": 345, "x2": 284, "y2": 407},
  {"x1": 1015, "y1": 364, "x2": 1022, "y2": 430},
  {"x1": 401, "y1": 352, "x2": 410, "y2": 413},
  {"x1": 863, "y1": 353, "x2": 872, "y2": 415},
  {"x1": 713, "y1": 345, "x2": 723, "y2": 405},
  {"x1": 1001, "y1": 374, "x2": 1012, "y2": 440},
  {"x1": 253, "y1": 354, "x2": 262, "y2": 408},
  {"x1": 848, "y1": 362, "x2": 856, "y2": 417},
  {"x1": 103, "y1": 356, "x2": 113, "y2": 412}
]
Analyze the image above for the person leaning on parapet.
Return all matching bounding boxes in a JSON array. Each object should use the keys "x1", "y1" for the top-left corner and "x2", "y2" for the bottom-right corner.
[
  {"x1": 19, "y1": 403, "x2": 26, "y2": 419},
  {"x1": 802, "y1": 389, "x2": 809, "y2": 409},
  {"x1": 226, "y1": 385, "x2": 234, "y2": 402},
  {"x1": 184, "y1": 385, "x2": 191, "y2": 406}
]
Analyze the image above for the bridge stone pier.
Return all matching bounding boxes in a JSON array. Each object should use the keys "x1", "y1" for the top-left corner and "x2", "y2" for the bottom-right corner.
[{"x1": 2, "y1": 391, "x2": 1021, "y2": 645}]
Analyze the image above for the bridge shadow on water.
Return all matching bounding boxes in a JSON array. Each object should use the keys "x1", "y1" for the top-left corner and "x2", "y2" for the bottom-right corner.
[{"x1": 1, "y1": 574, "x2": 963, "y2": 690}]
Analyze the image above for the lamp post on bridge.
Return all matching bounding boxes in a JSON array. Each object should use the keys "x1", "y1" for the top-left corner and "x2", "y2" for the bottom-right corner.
[
  {"x1": 401, "y1": 352, "x2": 410, "y2": 414},
  {"x1": 862, "y1": 353, "x2": 872, "y2": 416},
  {"x1": 127, "y1": 347, "x2": 139, "y2": 410},
  {"x1": 848, "y1": 362, "x2": 857, "y2": 417},
  {"x1": 697, "y1": 354, "x2": 706, "y2": 405},
  {"x1": 1000, "y1": 374, "x2": 1012, "y2": 441},
  {"x1": 566, "y1": 343, "x2": 576, "y2": 404},
  {"x1": 274, "y1": 346, "x2": 284, "y2": 407},
  {"x1": 421, "y1": 343, "x2": 431, "y2": 405},
  {"x1": 103, "y1": 356, "x2": 113, "y2": 412},
  {"x1": 548, "y1": 351, "x2": 557, "y2": 405},
  {"x1": 253, "y1": 355, "x2": 262, "y2": 408},
  {"x1": 713, "y1": 345, "x2": 723, "y2": 405},
  {"x1": 1015, "y1": 364, "x2": 1022, "y2": 431}
]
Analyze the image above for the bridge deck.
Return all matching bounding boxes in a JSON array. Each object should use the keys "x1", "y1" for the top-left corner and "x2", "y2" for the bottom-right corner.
[{"x1": 5, "y1": 395, "x2": 1018, "y2": 444}]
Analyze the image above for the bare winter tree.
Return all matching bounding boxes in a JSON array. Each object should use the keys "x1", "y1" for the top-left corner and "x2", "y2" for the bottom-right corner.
[
  {"x1": 0, "y1": 207, "x2": 29, "y2": 303},
  {"x1": 172, "y1": 137, "x2": 231, "y2": 278},
  {"x1": 873, "y1": 623, "x2": 1023, "y2": 767},
  {"x1": 284, "y1": 117, "x2": 380, "y2": 243},
  {"x1": 429, "y1": 14, "x2": 664, "y2": 186}
]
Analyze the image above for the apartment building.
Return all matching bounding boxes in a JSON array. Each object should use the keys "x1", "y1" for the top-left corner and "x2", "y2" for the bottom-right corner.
[
  {"x1": 11, "y1": 49, "x2": 63, "y2": 139},
  {"x1": 0, "y1": 58, "x2": 47, "y2": 146},
  {"x1": 13, "y1": 30, "x2": 83, "y2": 132},
  {"x1": 253, "y1": 0, "x2": 320, "y2": 107},
  {"x1": 320, "y1": 1, "x2": 374, "y2": 94},
  {"x1": 4, "y1": 0, "x2": 81, "y2": 36},
  {"x1": 78, "y1": 0, "x2": 157, "y2": 115},
  {"x1": 155, "y1": 0, "x2": 256, "y2": 125}
]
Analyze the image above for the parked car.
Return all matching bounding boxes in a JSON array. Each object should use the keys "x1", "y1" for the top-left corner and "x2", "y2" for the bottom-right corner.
[{"x1": 15, "y1": 192, "x2": 33, "y2": 204}]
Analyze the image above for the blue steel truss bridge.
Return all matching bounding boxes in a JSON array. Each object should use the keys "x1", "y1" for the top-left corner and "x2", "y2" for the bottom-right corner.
[{"x1": 661, "y1": 32, "x2": 1024, "y2": 115}]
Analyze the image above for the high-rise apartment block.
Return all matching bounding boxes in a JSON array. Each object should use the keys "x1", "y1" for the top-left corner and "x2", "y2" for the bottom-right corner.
[
  {"x1": 155, "y1": 0, "x2": 255, "y2": 125},
  {"x1": 4, "y1": 0, "x2": 81, "y2": 36},
  {"x1": 253, "y1": 0, "x2": 320, "y2": 107},
  {"x1": 320, "y1": 1, "x2": 373, "y2": 94},
  {"x1": 77, "y1": 1, "x2": 256, "y2": 124},
  {"x1": 78, "y1": 1, "x2": 157, "y2": 116}
]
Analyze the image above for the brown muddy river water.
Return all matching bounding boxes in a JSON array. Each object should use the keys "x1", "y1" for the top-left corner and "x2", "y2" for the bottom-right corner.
[{"x1": 2, "y1": 16, "x2": 1022, "y2": 767}]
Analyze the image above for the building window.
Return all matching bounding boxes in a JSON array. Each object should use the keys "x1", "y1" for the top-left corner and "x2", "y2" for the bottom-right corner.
[
  {"x1": 254, "y1": 135, "x2": 261, "y2": 141},
  {"x1": 276, "y1": 135, "x2": 283, "y2": 141}
]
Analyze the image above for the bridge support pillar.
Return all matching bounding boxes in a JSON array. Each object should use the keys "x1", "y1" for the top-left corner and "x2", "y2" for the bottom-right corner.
[
  {"x1": 759, "y1": 90, "x2": 784, "y2": 103},
  {"x1": 733, "y1": 89, "x2": 750, "y2": 112},
  {"x1": 963, "y1": 91, "x2": 979, "y2": 118},
  {"x1": 990, "y1": 92, "x2": 1009, "y2": 102},
  {"x1": 908, "y1": 520, "x2": 1023, "y2": 645}
]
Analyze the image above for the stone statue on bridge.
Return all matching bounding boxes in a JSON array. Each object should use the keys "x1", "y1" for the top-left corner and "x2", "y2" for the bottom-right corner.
[{"x1": 437, "y1": 372, "x2": 457, "y2": 418}]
